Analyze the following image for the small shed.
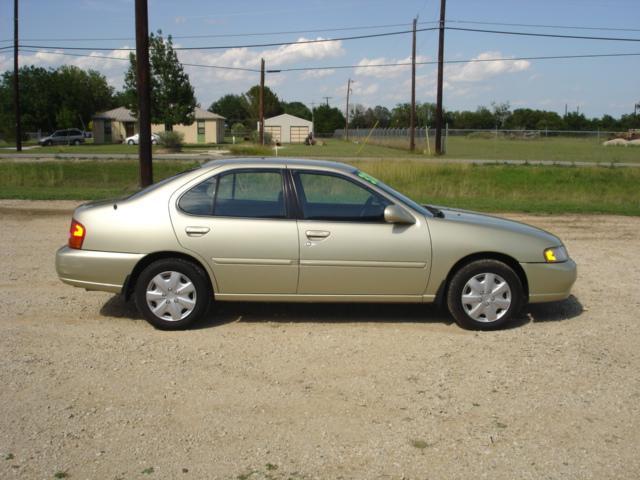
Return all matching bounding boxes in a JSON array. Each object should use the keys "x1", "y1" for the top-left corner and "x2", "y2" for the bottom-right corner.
[
  {"x1": 92, "y1": 107, "x2": 138, "y2": 144},
  {"x1": 263, "y1": 113, "x2": 313, "y2": 144}
]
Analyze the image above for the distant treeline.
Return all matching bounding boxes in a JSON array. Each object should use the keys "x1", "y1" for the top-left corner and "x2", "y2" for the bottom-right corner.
[{"x1": 2, "y1": 64, "x2": 638, "y2": 141}]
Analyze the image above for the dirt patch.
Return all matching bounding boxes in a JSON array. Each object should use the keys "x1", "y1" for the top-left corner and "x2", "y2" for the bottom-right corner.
[{"x1": 1, "y1": 201, "x2": 639, "y2": 479}]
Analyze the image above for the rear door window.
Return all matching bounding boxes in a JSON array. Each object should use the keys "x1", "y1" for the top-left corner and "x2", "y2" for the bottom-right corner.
[{"x1": 179, "y1": 170, "x2": 287, "y2": 219}]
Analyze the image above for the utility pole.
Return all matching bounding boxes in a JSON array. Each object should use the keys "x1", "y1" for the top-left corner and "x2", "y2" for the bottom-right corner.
[
  {"x1": 434, "y1": 0, "x2": 446, "y2": 155},
  {"x1": 345, "y1": 79, "x2": 353, "y2": 141},
  {"x1": 259, "y1": 58, "x2": 265, "y2": 145},
  {"x1": 135, "y1": 0, "x2": 153, "y2": 187},
  {"x1": 409, "y1": 17, "x2": 417, "y2": 152},
  {"x1": 310, "y1": 101, "x2": 316, "y2": 133},
  {"x1": 13, "y1": 0, "x2": 21, "y2": 152},
  {"x1": 322, "y1": 96, "x2": 332, "y2": 106}
]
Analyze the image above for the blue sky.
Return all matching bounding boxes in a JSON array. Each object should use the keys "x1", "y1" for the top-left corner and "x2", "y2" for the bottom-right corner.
[{"x1": 1, "y1": 0, "x2": 639, "y2": 117}]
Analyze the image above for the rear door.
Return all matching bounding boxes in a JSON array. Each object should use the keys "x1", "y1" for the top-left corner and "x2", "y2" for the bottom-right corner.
[
  {"x1": 292, "y1": 170, "x2": 431, "y2": 296},
  {"x1": 171, "y1": 168, "x2": 299, "y2": 295}
]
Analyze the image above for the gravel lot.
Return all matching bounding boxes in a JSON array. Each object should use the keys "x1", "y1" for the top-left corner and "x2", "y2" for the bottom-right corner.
[{"x1": 1, "y1": 200, "x2": 639, "y2": 480}]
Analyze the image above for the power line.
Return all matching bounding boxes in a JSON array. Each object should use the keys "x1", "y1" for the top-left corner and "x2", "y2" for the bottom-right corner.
[
  {"x1": 18, "y1": 48, "x2": 261, "y2": 72},
  {"x1": 17, "y1": 28, "x2": 439, "y2": 52},
  {"x1": 446, "y1": 26, "x2": 640, "y2": 42},
  {"x1": 3, "y1": 19, "x2": 639, "y2": 45},
  {"x1": 448, "y1": 19, "x2": 640, "y2": 33},
  {"x1": 0, "y1": 21, "x2": 437, "y2": 43},
  {"x1": 19, "y1": 48, "x2": 640, "y2": 72}
]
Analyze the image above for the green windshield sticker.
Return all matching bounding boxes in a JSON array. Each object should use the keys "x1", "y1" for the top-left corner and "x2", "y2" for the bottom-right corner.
[{"x1": 357, "y1": 171, "x2": 379, "y2": 185}]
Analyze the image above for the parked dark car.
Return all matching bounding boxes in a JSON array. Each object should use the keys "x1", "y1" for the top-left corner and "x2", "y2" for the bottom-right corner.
[{"x1": 38, "y1": 129, "x2": 86, "y2": 146}]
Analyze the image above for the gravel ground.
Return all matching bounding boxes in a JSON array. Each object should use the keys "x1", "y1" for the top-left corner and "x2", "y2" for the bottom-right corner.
[{"x1": 1, "y1": 200, "x2": 639, "y2": 480}]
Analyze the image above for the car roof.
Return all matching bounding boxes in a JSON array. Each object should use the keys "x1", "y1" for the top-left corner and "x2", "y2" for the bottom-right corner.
[{"x1": 200, "y1": 157, "x2": 356, "y2": 173}]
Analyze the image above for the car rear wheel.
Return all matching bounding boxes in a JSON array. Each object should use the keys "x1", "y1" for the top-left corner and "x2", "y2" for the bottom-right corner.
[
  {"x1": 446, "y1": 259, "x2": 523, "y2": 330},
  {"x1": 73, "y1": 139, "x2": 81, "y2": 145},
  {"x1": 134, "y1": 258, "x2": 211, "y2": 330},
  {"x1": 127, "y1": 140, "x2": 135, "y2": 145}
]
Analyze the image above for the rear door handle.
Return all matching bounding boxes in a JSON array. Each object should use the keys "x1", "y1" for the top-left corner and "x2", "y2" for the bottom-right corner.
[
  {"x1": 185, "y1": 226, "x2": 210, "y2": 237},
  {"x1": 305, "y1": 230, "x2": 330, "y2": 240}
]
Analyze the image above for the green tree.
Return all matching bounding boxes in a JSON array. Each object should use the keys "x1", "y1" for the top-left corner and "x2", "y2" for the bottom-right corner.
[
  {"x1": 282, "y1": 101, "x2": 312, "y2": 120},
  {"x1": 313, "y1": 104, "x2": 345, "y2": 135},
  {"x1": 0, "y1": 65, "x2": 114, "y2": 139},
  {"x1": 491, "y1": 101, "x2": 511, "y2": 128},
  {"x1": 124, "y1": 30, "x2": 196, "y2": 130},
  {"x1": 209, "y1": 94, "x2": 248, "y2": 126},
  {"x1": 242, "y1": 85, "x2": 283, "y2": 129},
  {"x1": 390, "y1": 103, "x2": 411, "y2": 127}
]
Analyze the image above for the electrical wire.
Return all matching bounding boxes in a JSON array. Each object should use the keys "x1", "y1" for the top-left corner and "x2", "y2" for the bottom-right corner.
[
  {"x1": 446, "y1": 26, "x2": 640, "y2": 42},
  {"x1": 17, "y1": 28, "x2": 438, "y2": 52},
  {"x1": 17, "y1": 48, "x2": 261, "y2": 72},
  {"x1": 0, "y1": 21, "x2": 438, "y2": 44},
  {"x1": 19, "y1": 48, "x2": 640, "y2": 73},
  {"x1": 447, "y1": 19, "x2": 640, "y2": 33}
]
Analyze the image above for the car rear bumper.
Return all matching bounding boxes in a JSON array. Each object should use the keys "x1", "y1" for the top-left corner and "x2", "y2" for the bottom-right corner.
[
  {"x1": 521, "y1": 259, "x2": 577, "y2": 303},
  {"x1": 55, "y1": 246, "x2": 144, "y2": 294}
]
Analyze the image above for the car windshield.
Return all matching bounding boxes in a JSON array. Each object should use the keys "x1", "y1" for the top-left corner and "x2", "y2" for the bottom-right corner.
[{"x1": 354, "y1": 170, "x2": 432, "y2": 217}]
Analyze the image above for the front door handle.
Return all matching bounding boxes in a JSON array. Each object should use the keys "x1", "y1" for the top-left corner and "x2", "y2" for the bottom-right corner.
[
  {"x1": 185, "y1": 226, "x2": 210, "y2": 237},
  {"x1": 305, "y1": 230, "x2": 330, "y2": 240}
]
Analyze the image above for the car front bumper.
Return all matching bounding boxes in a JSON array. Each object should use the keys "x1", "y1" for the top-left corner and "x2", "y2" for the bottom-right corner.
[
  {"x1": 56, "y1": 246, "x2": 144, "y2": 294},
  {"x1": 521, "y1": 258, "x2": 577, "y2": 303}
]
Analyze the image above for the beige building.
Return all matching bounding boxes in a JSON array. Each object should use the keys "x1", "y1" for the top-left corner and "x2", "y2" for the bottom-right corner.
[
  {"x1": 92, "y1": 107, "x2": 137, "y2": 144},
  {"x1": 93, "y1": 107, "x2": 225, "y2": 144},
  {"x1": 263, "y1": 113, "x2": 313, "y2": 144}
]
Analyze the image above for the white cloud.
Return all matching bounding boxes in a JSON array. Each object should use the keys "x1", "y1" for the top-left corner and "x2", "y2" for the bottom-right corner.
[
  {"x1": 355, "y1": 55, "x2": 429, "y2": 78},
  {"x1": 446, "y1": 51, "x2": 530, "y2": 83}
]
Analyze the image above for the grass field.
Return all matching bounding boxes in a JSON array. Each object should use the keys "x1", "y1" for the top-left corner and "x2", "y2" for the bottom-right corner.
[
  {"x1": 1, "y1": 160, "x2": 638, "y2": 215},
  {"x1": 7, "y1": 136, "x2": 638, "y2": 163},
  {"x1": 230, "y1": 137, "x2": 640, "y2": 163}
]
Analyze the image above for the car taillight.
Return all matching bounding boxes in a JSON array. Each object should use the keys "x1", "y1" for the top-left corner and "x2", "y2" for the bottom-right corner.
[{"x1": 68, "y1": 219, "x2": 86, "y2": 249}]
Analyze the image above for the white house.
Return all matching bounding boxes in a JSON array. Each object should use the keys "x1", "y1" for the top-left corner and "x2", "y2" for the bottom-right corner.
[{"x1": 262, "y1": 113, "x2": 313, "y2": 144}]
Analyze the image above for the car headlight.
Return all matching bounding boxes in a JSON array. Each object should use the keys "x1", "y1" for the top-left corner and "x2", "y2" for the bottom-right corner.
[{"x1": 544, "y1": 246, "x2": 569, "y2": 263}]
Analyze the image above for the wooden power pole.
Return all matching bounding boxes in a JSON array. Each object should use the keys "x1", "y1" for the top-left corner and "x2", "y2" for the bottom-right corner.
[
  {"x1": 259, "y1": 58, "x2": 265, "y2": 145},
  {"x1": 135, "y1": 0, "x2": 153, "y2": 187},
  {"x1": 13, "y1": 0, "x2": 22, "y2": 152},
  {"x1": 435, "y1": 0, "x2": 446, "y2": 155},
  {"x1": 345, "y1": 78, "x2": 353, "y2": 141},
  {"x1": 409, "y1": 17, "x2": 417, "y2": 152}
]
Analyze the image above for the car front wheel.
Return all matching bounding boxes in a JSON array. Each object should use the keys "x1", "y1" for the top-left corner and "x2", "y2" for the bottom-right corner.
[
  {"x1": 134, "y1": 258, "x2": 211, "y2": 330},
  {"x1": 128, "y1": 140, "x2": 135, "y2": 145},
  {"x1": 446, "y1": 259, "x2": 524, "y2": 330}
]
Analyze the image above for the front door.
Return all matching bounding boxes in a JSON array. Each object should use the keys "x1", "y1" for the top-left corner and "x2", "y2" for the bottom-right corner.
[
  {"x1": 197, "y1": 120, "x2": 205, "y2": 143},
  {"x1": 171, "y1": 168, "x2": 299, "y2": 295},
  {"x1": 292, "y1": 170, "x2": 431, "y2": 296}
]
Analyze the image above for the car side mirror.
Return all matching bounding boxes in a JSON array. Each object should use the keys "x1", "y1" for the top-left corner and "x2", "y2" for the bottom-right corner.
[{"x1": 384, "y1": 205, "x2": 415, "y2": 225}]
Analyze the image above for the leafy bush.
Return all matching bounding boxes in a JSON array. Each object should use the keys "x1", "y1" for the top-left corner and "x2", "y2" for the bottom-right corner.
[
  {"x1": 230, "y1": 123, "x2": 245, "y2": 136},
  {"x1": 158, "y1": 131, "x2": 184, "y2": 151},
  {"x1": 250, "y1": 130, "x2": 272, "y2": 145}
]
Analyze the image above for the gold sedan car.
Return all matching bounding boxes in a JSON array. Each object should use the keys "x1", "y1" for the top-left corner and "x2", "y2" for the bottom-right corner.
[{"x1": 56, "y1": 158, "x2": 576, "y2": 330}]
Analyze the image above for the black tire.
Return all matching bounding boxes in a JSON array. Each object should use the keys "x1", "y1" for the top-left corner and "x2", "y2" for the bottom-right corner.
[
  {"x1": 45, "y1": 140, "x2": 52, "y2": 146},
  {"x1": 446, "y1": 259, "x2": 524, "y2": 330},
  {"x1": 134, "y1": 258, "x2": 211, "y2": 330},
  {"x1": 128, "y1": 140, "x2": 135, "y2": 145},
  {"x1": 73, "y1": 139, "x2": 81, "y2": 145}
]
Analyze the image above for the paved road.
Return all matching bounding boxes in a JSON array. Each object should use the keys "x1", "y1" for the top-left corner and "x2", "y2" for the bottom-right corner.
[{"x1": 1, "y1": 152, "x2": 639, "y2": 167}]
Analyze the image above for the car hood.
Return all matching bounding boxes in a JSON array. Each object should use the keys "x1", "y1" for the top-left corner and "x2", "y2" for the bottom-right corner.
[{"x1": 434, "y1": 206, "x2": 562, "y2": 245}]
